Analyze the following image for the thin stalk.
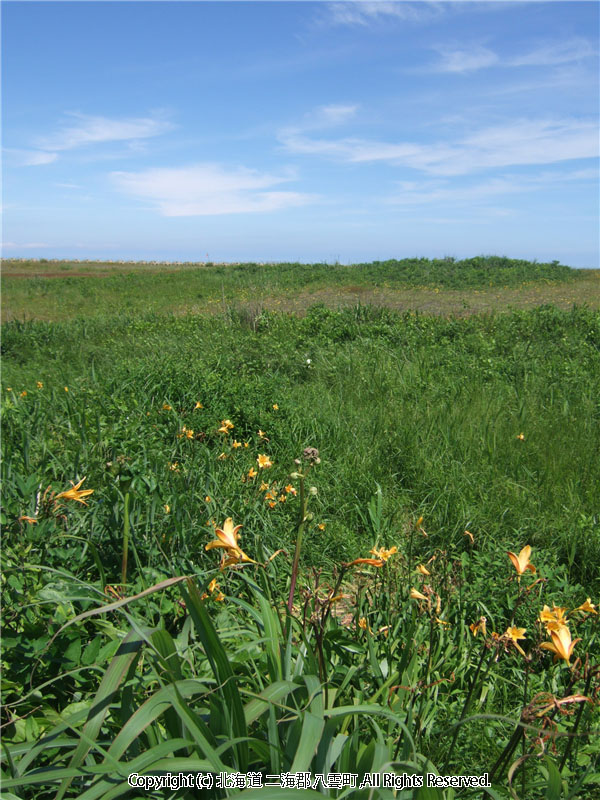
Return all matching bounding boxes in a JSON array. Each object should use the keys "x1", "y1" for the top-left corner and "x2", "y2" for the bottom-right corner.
[
  {"x1": 287, "y1": 471, "x2": 307, "y2": 614},
  {"x1": 559, "y1": 661, "x2": 594, "y2": 772},
  {"x1": 121, "y1": 491, "x2": 130, "y2": 590},
  {"x1": 522, "y1": 663, "x2": 529, "y2": 799},
  {"x1": 443, "y1": 641, "x2": 492, "y2": 772}
]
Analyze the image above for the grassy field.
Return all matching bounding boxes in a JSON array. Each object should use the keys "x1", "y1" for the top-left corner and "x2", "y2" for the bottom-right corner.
[
  {"x1": 2, "y1": 257, "x2": 599, "y2": 799},
  {"x1": 2, "y1": 255, "x2": 599, "y2": 322}
]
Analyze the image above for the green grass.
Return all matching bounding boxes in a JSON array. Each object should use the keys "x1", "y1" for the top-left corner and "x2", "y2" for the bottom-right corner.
[
  {"x1": 2, "y1": 304, "x2": 599, "y2": 588},
  {"x1": 2, "y1": 274, "x2": 599, "y2": 798},
  {"x1": 1, "y1": 255, "x2": 586, "y2": 322}
]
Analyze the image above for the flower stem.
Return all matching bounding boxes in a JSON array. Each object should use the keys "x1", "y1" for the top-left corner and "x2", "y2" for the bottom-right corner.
[
  {"x1": 121, "y1": 491, "x2": 130, "y2": 591},
  {"x1": 287, "y1": 471, "x2": 307, "y2": 614}
]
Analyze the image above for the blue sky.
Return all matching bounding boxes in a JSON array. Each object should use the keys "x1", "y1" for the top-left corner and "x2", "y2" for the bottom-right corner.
[{"x1": 2, "y1": 1, "x2": 599, "y2": 267}]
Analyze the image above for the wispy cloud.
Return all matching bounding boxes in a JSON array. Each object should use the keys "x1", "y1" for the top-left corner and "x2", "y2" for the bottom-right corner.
[
  {"x1": 426, "y1": 36, "x2": 596, "y2": 74},
  {"x1": 386, "y1": 168, "x2": 598, "y2": 207},
  {"x1": 36, "y1": 112, "x2": 173, "y2": 152},
  {"x1": 111, "y1": 163, "x2": 316, "y2": 216},
  {"x1": 8, "y1": 113, "x2": 174, "y2": 167},
  {"x1": 2, "y1": 241, "x2": 51, "y2": 249},
  {"x1": 318, "y1": 2, "x2": 443, "y2": 28},
  {"x1": 280, "y1": 118, "x2": 599, "y2": 176},
  {"x1": 509, "y1": 37, "x2": 596, "y2": 67},
  {"x1": 431, "y1": 45, "x2": 499, "y2": 74},
  {"x1": 4, "y1": 148, "x2": 58, "y2": 167},
  {"x1": 299, "y1": 103, "x2": 359, "y2": 130}
]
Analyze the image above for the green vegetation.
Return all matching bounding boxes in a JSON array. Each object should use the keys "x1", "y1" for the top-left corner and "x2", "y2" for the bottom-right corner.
[
  {"x1": 1, "y1": 255, "x2": 589, "y2": 323},
  {"x1": 1, "y1": 260, "x2": 599, "y2": 798}
]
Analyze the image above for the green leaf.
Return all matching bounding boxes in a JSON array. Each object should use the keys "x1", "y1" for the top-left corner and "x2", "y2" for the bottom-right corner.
[
  {"x1": 180, "y1": 577, "x2": 248, "y2": 770},
  {"x1": 53, "y1": 628, "x2": 145, "y2": 800}
]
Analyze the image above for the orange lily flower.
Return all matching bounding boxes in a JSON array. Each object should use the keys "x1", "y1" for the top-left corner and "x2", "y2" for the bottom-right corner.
[
  {"x1": 540, "y1": 626, "x2": 581, "y2": 664},
  {"x1": 505, "y1": 626, "x2": 528, "y2": 657},
  {"x1": 205, "y1": 518, "x2": 256, "y2": 565},
  {"x1": 56, "y1": 477, "x2": 94, "y2": 505},
  {"x1": 574, "y1": 598, "x2": 597, "y2": 615},
  {"x1": 469, "y1": 617, "x2": 487, "y2": 637},
  {"x1": 507, "y1": 545, "x2": 535, "y2": 575},
  {"x1": 370, "y1": 545, "x2": 398, "y2": 562},
  {"x1": 344, "y1": 557, "x2": 385, "y2": 568}
]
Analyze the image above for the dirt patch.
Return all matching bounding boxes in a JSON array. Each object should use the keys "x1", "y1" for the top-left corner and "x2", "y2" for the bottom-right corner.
[
  {"x1": 253, "y1": 274, "x2": 600, "y2": 317},
  {"x1": 2, "y1": 272, "x2": 114, "y2": 279}
]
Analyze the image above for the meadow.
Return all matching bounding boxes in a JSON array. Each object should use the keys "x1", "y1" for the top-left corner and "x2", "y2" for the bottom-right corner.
[{"x1": 1, "y1": 256, "x2": 599, "y2": 799}]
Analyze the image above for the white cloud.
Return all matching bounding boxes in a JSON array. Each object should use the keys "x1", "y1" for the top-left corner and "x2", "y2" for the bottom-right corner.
[
  {"x1": 2, "y1": 241, "x2": 51, "y2": 249},
  {"x1": 425, "y1": 36, "x2": 596, "y2": 74},
  {"x1": 302, "y1": 104, "x2": 359, "y2": 130},
  {"x1": 4, "y1": 148, "x2": 58, "y2": 167},
  {"x1": 432, "y1": 45, "x2": 499, "y2": 73},
  {"x1": 36, "y1": 112, "x2": 173, "y2": 152},
  {"x1": 111, "y1": 163, "x2": 316, "y2": 216},
  {"x1": 320, "y1": 2, "x2": 443, "y2": 28},
  {"x1": 387, "y1": 167, "x2": 598, "y2": 207},
  {"x1": 280, "y1": 118, "x2": 599, "y2": 176},
  {"x1": 509, "y1": 37, "x2": 596, "y2": 68}
]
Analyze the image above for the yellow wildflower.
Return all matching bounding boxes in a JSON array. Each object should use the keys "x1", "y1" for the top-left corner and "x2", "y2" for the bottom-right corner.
[
  {"x1": 469, "y1": 617, "x2": 487, "y2": 637},
  {"x1": 55, "y1": 477, "x2": 94, "y2": 506},
  {"x1": 218, "y1": 419, "x2": 234, "y2": 433},
  {"x1": 164, "y1": 504, "x2": 170, "y2": 514},
  {"x1": 318, "y1": 523, "x2": 326, "y2": 531},
  {"x1": 272, "y1": 404, "x2": 279, "y2": 410},
  {"x1": 247, "y1": 467, "x2": 257, "y2": 478},
  {"x1": 574, "y1": 598, "x2": 597, "y2": 615},
  {"x1": 370, "y1": 545, "x2": 398, "y2": 562},
  {"x1": 507, "y1": 545, "x2": 535, "y2": 575},
  {"x1": 259, "y1": 482, "x2": 269, "y2": 492},
  {"x1": 416, "y1": 564, "x2": 430, "y2": 575},
  {"x1": 504, "y1": 626, "x2": 528, "y2": 657},
  {"x1": 410, "y1": 588, "x2": 428, "y2": 601},
  {"x1": 285, "y1": 484, "x2": 297, "y2": 495},
  {"x1": 20, "y1": 391, "x2": 27, "y2": 397},
  {"x1": 541, "y1": 626, "x2": 581, "y2": 665},
  {"x1": 37, "y1": 381, "x2": 43, "y2": 389},
  {"x1": 539, "y1": 605, "x2": 568, "y2": 627},
  {"x1": 194, "y1": 401, "x2": 203, "y2": 409},
  {"x1": 162, "y1": 403, "x2": 172, "y2": 410},
  {"x1": 344, "y1": 557, "x2": 385, "y2": 568},
  {"x1": 257, "y1": 454, "x2": 273, "y2": 469},
  {"x1": 232, "y1": 440, "x2": 242, "y2": 448},
  {"x1": 205, "y1": 517, "x2": 256, "y2": 565},
  {"x1": 516, "y1": 433, "x2": 525, "y2": 441}
]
